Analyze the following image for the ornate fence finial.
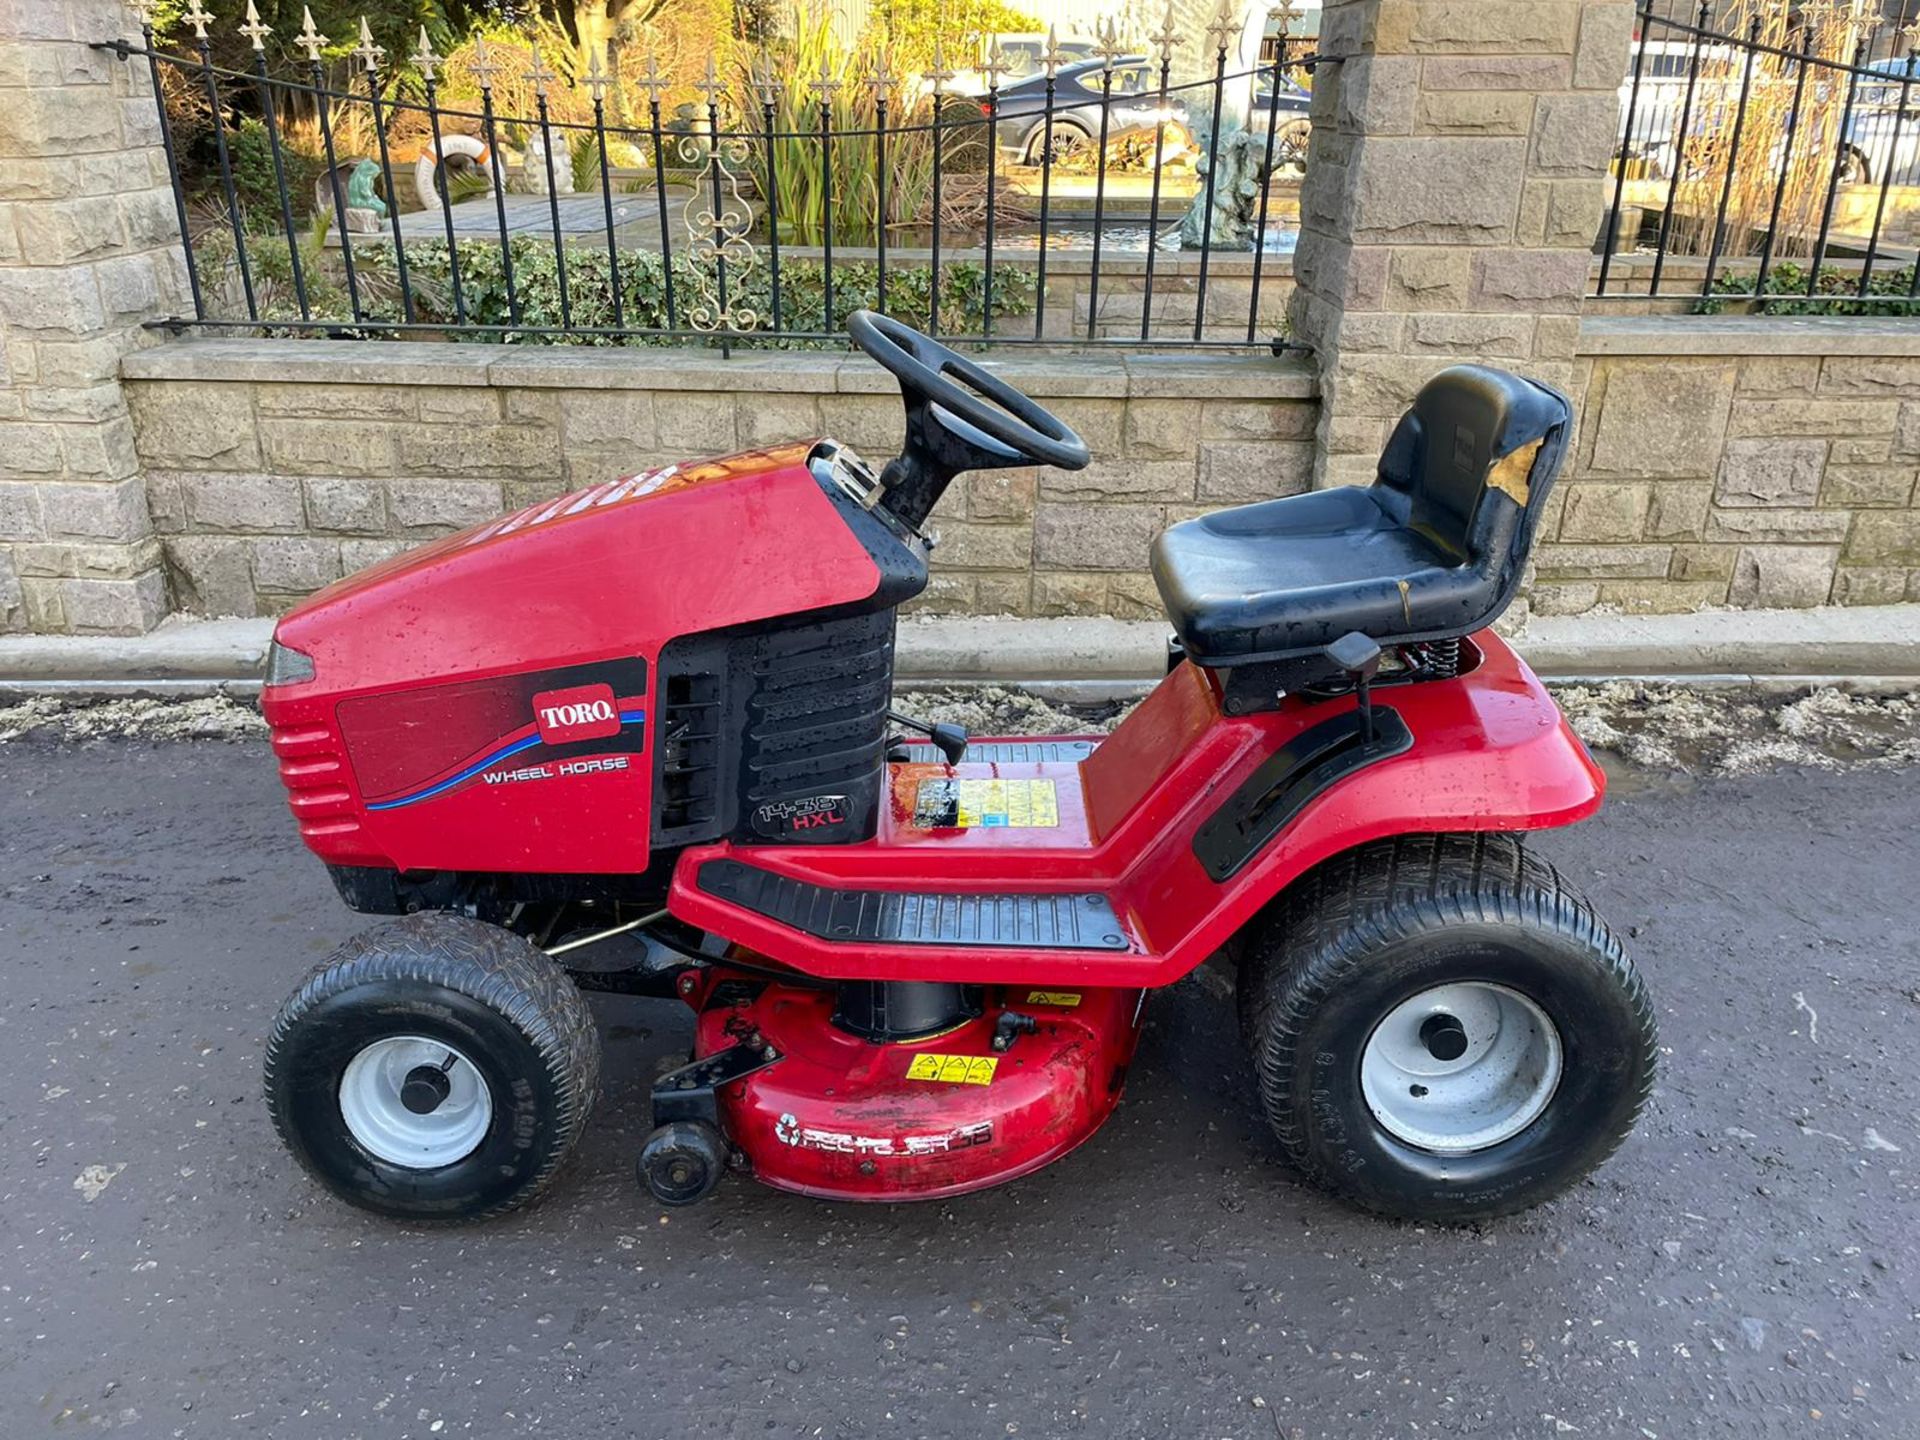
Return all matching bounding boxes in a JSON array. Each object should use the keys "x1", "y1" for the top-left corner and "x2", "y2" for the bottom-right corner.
[
  {"x1": 752, "y1": 53, "x2": 779, "y2": 107},
  {"x1": 1152, "y1": 4, "x2": 1185, "y2": 65},
  {"x1": 1042, "y1": 24, "x2": 1066, "y2": 78},
  {"x1": 183, "y1": 0, "x2": 213, "y2": 42},
  {"x1": 469, "y1": 33, "x2": 499, "y2": 89},
  {"x1": 981, "y1": 35, "x2": 1011, "y2": 90},
  {"x1": 412, "y1": 25, "x2": 440, "y2": 83},
  {"x1": 809, "y1": 55, "x2": 841, "y2": 102},
  {"x1": 130, "y1": 0, "x2": 158, "y2": 30},
  {"x1": 637, "y1": 51, "x2": 668, "y2": 104},
  {"x1": 694, "y1": 53, "x2": 726, "y2": 107},
  {"x1": 1094, "y1": 17, "x2": 1127, "y2": 70},
  {"x1": 925, "y1": 37, "x2": 953, "y2": 97},
  {"x1": 1206, "y1": 0, "x2": 1240, "y2": 57},
  {"x1": 239, "y1": 0, "x2": 271, "y2": 51},
  {"x1": 865, "y1": 46, "x2": 898, "y2": 99},
  {"x1": 295, "y1": 6, "x2": 327, "y2": 62},
  {"x1": 586, "y1": 47, "x2": 610, "y2": 101},
  {"x1": 525, "y1": 46, "x2": 556, "y2": 98},
  {"x1": 1267, "y1": 0, "x2": 1297, "y2": 38},
  {"x1": 352, "y1": 16, "x2": 385, "y2": 73}
]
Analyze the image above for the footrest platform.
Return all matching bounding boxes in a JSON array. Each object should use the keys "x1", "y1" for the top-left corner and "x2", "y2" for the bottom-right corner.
[{"x1": 696, "y1": 860, "x2": 1130, "y2": 950}]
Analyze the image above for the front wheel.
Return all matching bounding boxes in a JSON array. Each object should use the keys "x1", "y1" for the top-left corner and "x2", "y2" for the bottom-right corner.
[
  {"x1": 264, "y1": 914, "x2": 601, "y2": 1221},
  {"x1": 1239, "y1": 833, "x2": 1655, "y2": 1222}
]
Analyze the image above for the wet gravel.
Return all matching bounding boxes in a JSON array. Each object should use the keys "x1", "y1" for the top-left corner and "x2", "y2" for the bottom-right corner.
[{"x1": 0, "y1": 732, "x2": 1915, "y2": 1438}]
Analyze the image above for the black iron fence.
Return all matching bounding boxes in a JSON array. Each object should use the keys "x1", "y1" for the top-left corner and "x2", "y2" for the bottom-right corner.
[
  {"x1": 1595, "y1": 0, "x2": 1920, "y2": 311},
  {"x1": 101, "y1": 7, "x2": 1321, "y2": 354}
]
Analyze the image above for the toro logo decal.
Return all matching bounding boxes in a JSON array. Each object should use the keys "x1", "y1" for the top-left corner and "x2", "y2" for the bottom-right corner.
[{"x1": 532, "y1": 683, "x2": 622, "y2": 744}]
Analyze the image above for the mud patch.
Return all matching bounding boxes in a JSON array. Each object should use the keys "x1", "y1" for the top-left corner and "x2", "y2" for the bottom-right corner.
[
  {"x1": 5, "y1": 683, "x2": 1916, "y2": 779},
  {"x1": 906, "y1": 681, "x2": 1920, "y2": 779},
  {"x1": 901, "y1": 685, "x2": 1136, "y2": 737},
  {"x1": 1556, "y1": 683, "x2": 1920, "y2": 776},
  {"x1": 0, "y1": 695, "x2": 266, "y2": 743}
]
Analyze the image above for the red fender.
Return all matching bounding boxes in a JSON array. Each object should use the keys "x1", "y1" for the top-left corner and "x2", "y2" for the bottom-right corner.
[{"x1": 666, "y1": 630, "x2": 1602, "y2": 988}]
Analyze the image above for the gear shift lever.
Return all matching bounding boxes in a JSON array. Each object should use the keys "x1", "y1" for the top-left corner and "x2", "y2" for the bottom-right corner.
[
  {"x1": 886, "y1": 710, "x2": 969, "y2": 765},
  {"x1": 1324, "y1": 631, "x2": 1384, "y2": 745}
]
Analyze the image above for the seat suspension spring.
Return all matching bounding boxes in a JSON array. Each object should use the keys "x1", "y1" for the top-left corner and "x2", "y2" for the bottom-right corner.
[{"x1": 1423, "y1": 638, "x2": 1461, "y2": 679}]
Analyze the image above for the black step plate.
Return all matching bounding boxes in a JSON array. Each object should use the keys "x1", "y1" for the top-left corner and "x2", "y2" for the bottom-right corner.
[
  {"x1": 896, "y1": 739, "x2": 1098, "y2": 764},
  {"x1": 697, "y1": 859, "x2": 1130, "y2": 950}
]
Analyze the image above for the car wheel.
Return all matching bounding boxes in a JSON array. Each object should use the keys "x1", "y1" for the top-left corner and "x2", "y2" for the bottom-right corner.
[
  {"x1": 1273, "y1": 118, "x2": 1312, "y2": 174},
  {"x1": 1027, "y1": 123, "x2": 1093, "y2": 167}
]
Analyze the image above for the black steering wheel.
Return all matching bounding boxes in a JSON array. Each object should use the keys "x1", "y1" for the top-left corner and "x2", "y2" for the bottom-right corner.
[{"x1": 847, "y1": 310, "x2": 1090, "y2": 528}]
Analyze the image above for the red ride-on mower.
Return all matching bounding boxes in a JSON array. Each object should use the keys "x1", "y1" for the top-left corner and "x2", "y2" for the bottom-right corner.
[{"x1": 260, "y1": 313, "x2": 1655, "y2": 1223}]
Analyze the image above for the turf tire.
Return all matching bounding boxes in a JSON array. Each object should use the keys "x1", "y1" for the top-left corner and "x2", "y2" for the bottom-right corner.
[
  {"x1": 1238, "y1": 833, "x2": 1656, "y2": 1222},
  {"x1": 264, "y1": 913, "x2": 600, "y2": 1222}
]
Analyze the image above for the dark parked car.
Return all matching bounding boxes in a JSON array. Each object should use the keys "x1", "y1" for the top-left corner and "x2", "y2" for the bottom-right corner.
[
  {"x1": 988, "y1": 56, "x2": 1180, "y2": 164},
  {"x1": 988, "y1": 56, "x2": 1313, "y2": 169}
]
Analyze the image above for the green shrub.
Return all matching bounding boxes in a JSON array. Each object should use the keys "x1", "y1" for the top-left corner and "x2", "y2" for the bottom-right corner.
[
  {"x1": 228, "y1": 117, "x2": 324, "y2": 224},
  {"x1": 381, "y1": 237, "x2": 1037, "y2": 347},
  {"x1": 1696, "y1": 259, "x2": 1920, "y2": 316}
]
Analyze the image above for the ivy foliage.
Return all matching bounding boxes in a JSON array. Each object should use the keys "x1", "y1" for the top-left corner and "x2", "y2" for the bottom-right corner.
[
  {"x1": 192, "y1": 229, "x2": 1038, "y2": 347},
  {"x1": 1696, "y1": 259, "x2": 1920, "y2": 316},
  {"x1": 381, "y1": 237, "x2": 1038, "y2": 346}
]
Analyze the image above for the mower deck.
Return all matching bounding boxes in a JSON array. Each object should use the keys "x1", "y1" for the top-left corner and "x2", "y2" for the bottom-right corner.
[{"x1": 683, "y1": 973, "x2": 1142, "y2": 1202}]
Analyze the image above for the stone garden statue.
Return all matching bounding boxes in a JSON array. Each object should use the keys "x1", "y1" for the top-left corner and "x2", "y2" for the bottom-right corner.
[
  {"x1": 1170, "y1": 0, "x2": 1290, "y2": 252},
  {"x1": 313, "y1": 159, "x2": 388, "y2": 235},
  {"x1": 519, "y1": 132, "x2": 577, "y2": 197}
]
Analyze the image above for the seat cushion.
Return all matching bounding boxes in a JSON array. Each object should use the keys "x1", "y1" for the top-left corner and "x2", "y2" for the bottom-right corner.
[{"x1": 1150, "y1": 487, "x2": 1497, "y2": 662}]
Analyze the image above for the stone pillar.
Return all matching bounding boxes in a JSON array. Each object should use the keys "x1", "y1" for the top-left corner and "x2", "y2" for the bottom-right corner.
[
  {"x1": 0, "y1": 0, "x2": 184, "y2": 633},
  {"x1": 1289, "y1": 0, "x2": 1634, "y2": 497}
]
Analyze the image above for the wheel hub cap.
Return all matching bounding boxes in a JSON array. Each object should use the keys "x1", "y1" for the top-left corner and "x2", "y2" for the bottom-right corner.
[
  {"x1": 1360, "y1": 983, "x2": 1562, "y2": 1155},
  {"x1": 339, "y1": 1035, "x2": 492, "y2": 1169}
]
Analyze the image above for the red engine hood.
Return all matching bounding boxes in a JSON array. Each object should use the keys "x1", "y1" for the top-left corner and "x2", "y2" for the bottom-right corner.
[{"x1": 272, "y1": 441, "x2": 883, "y2": 696}]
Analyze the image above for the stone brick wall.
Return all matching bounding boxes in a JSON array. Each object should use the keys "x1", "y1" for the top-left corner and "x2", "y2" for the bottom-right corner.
[
  {"x1": 116, "y1": 319, "x2": 1920, "y2": 623},
  {"x1": 118, "y1": 342, "x2": 1320, "y2": 620},
  {"x1": 0, "y1": 0, "x2": 186, "y2": 634},
  {"x1": 1535, "y1": 318, "x2": 1920, "y2": 613}
]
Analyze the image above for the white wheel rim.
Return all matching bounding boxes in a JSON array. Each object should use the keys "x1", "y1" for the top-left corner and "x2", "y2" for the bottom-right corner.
[
  {"x1": 1360, "y1": 983, "x2": 1562, "y2": 1155},
  {"x1": 338, "y1": 1035, "x2": 493, "y2": 1169}
]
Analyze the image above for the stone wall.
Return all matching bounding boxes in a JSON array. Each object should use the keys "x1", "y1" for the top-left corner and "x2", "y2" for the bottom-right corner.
[
  {"x1": 115, "y1": 318, "x2": 1920, "y2": 622},
  {"x1": 1537, "y1": 317, "x2": 1920, "y2": 613},
  {"x1": 118, "y1": 343, "x2": 1320, "y2": 621},
  {"x1": 0, "y1": 0, "x2": 186, "y2": 634}
]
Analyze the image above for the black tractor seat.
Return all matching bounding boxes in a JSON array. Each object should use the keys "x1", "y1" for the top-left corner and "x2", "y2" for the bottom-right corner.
[{"x1": 1152, "y1": 365, "x2": 1571, "y2": 670}]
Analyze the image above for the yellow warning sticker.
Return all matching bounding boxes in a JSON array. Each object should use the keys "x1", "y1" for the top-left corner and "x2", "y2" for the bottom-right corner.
[
  {"x1": 1025, "y1": 990, "x2": 1082, "y2": 1008},
  {"x1": 913, "y1": 778, "x2": 1059, "y2": 829},
  {"x1": 905, "y1": 1053, "x2": 1000, "y2": 1086}
]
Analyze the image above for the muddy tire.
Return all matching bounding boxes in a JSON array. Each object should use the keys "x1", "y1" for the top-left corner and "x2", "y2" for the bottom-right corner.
[
  {"x1": 1238, "y1": 833, "x2": 1655, "y2": 1222},
  {"x1": 264, "y1": 914, "x2": 600, "y2": 1222}
]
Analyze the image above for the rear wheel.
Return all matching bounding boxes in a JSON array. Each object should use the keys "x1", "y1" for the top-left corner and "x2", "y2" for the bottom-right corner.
[
  {"x1": 1027, "y1": 122, "x2": 1092, "y2": 167},
  {"x1": 1238, "y1": 833, "x2": 1655, "y2": 1222},
  {"x1": 1272, "y1": 118, "x2": 1312, "y2": 175},
  {"x1": 265, "y1": 914, "x2": 600, "y2": 1221}
]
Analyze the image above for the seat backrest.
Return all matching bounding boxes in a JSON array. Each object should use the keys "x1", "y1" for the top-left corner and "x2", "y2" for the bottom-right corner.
[{"x1": 1374, "y1": 366, "x2": 1572, "y2": 572}]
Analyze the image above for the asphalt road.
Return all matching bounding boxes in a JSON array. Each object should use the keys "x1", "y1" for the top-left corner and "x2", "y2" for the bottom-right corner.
[{"x1": 2, "y1": 739, "x2": 1915, "y2": 1439}]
